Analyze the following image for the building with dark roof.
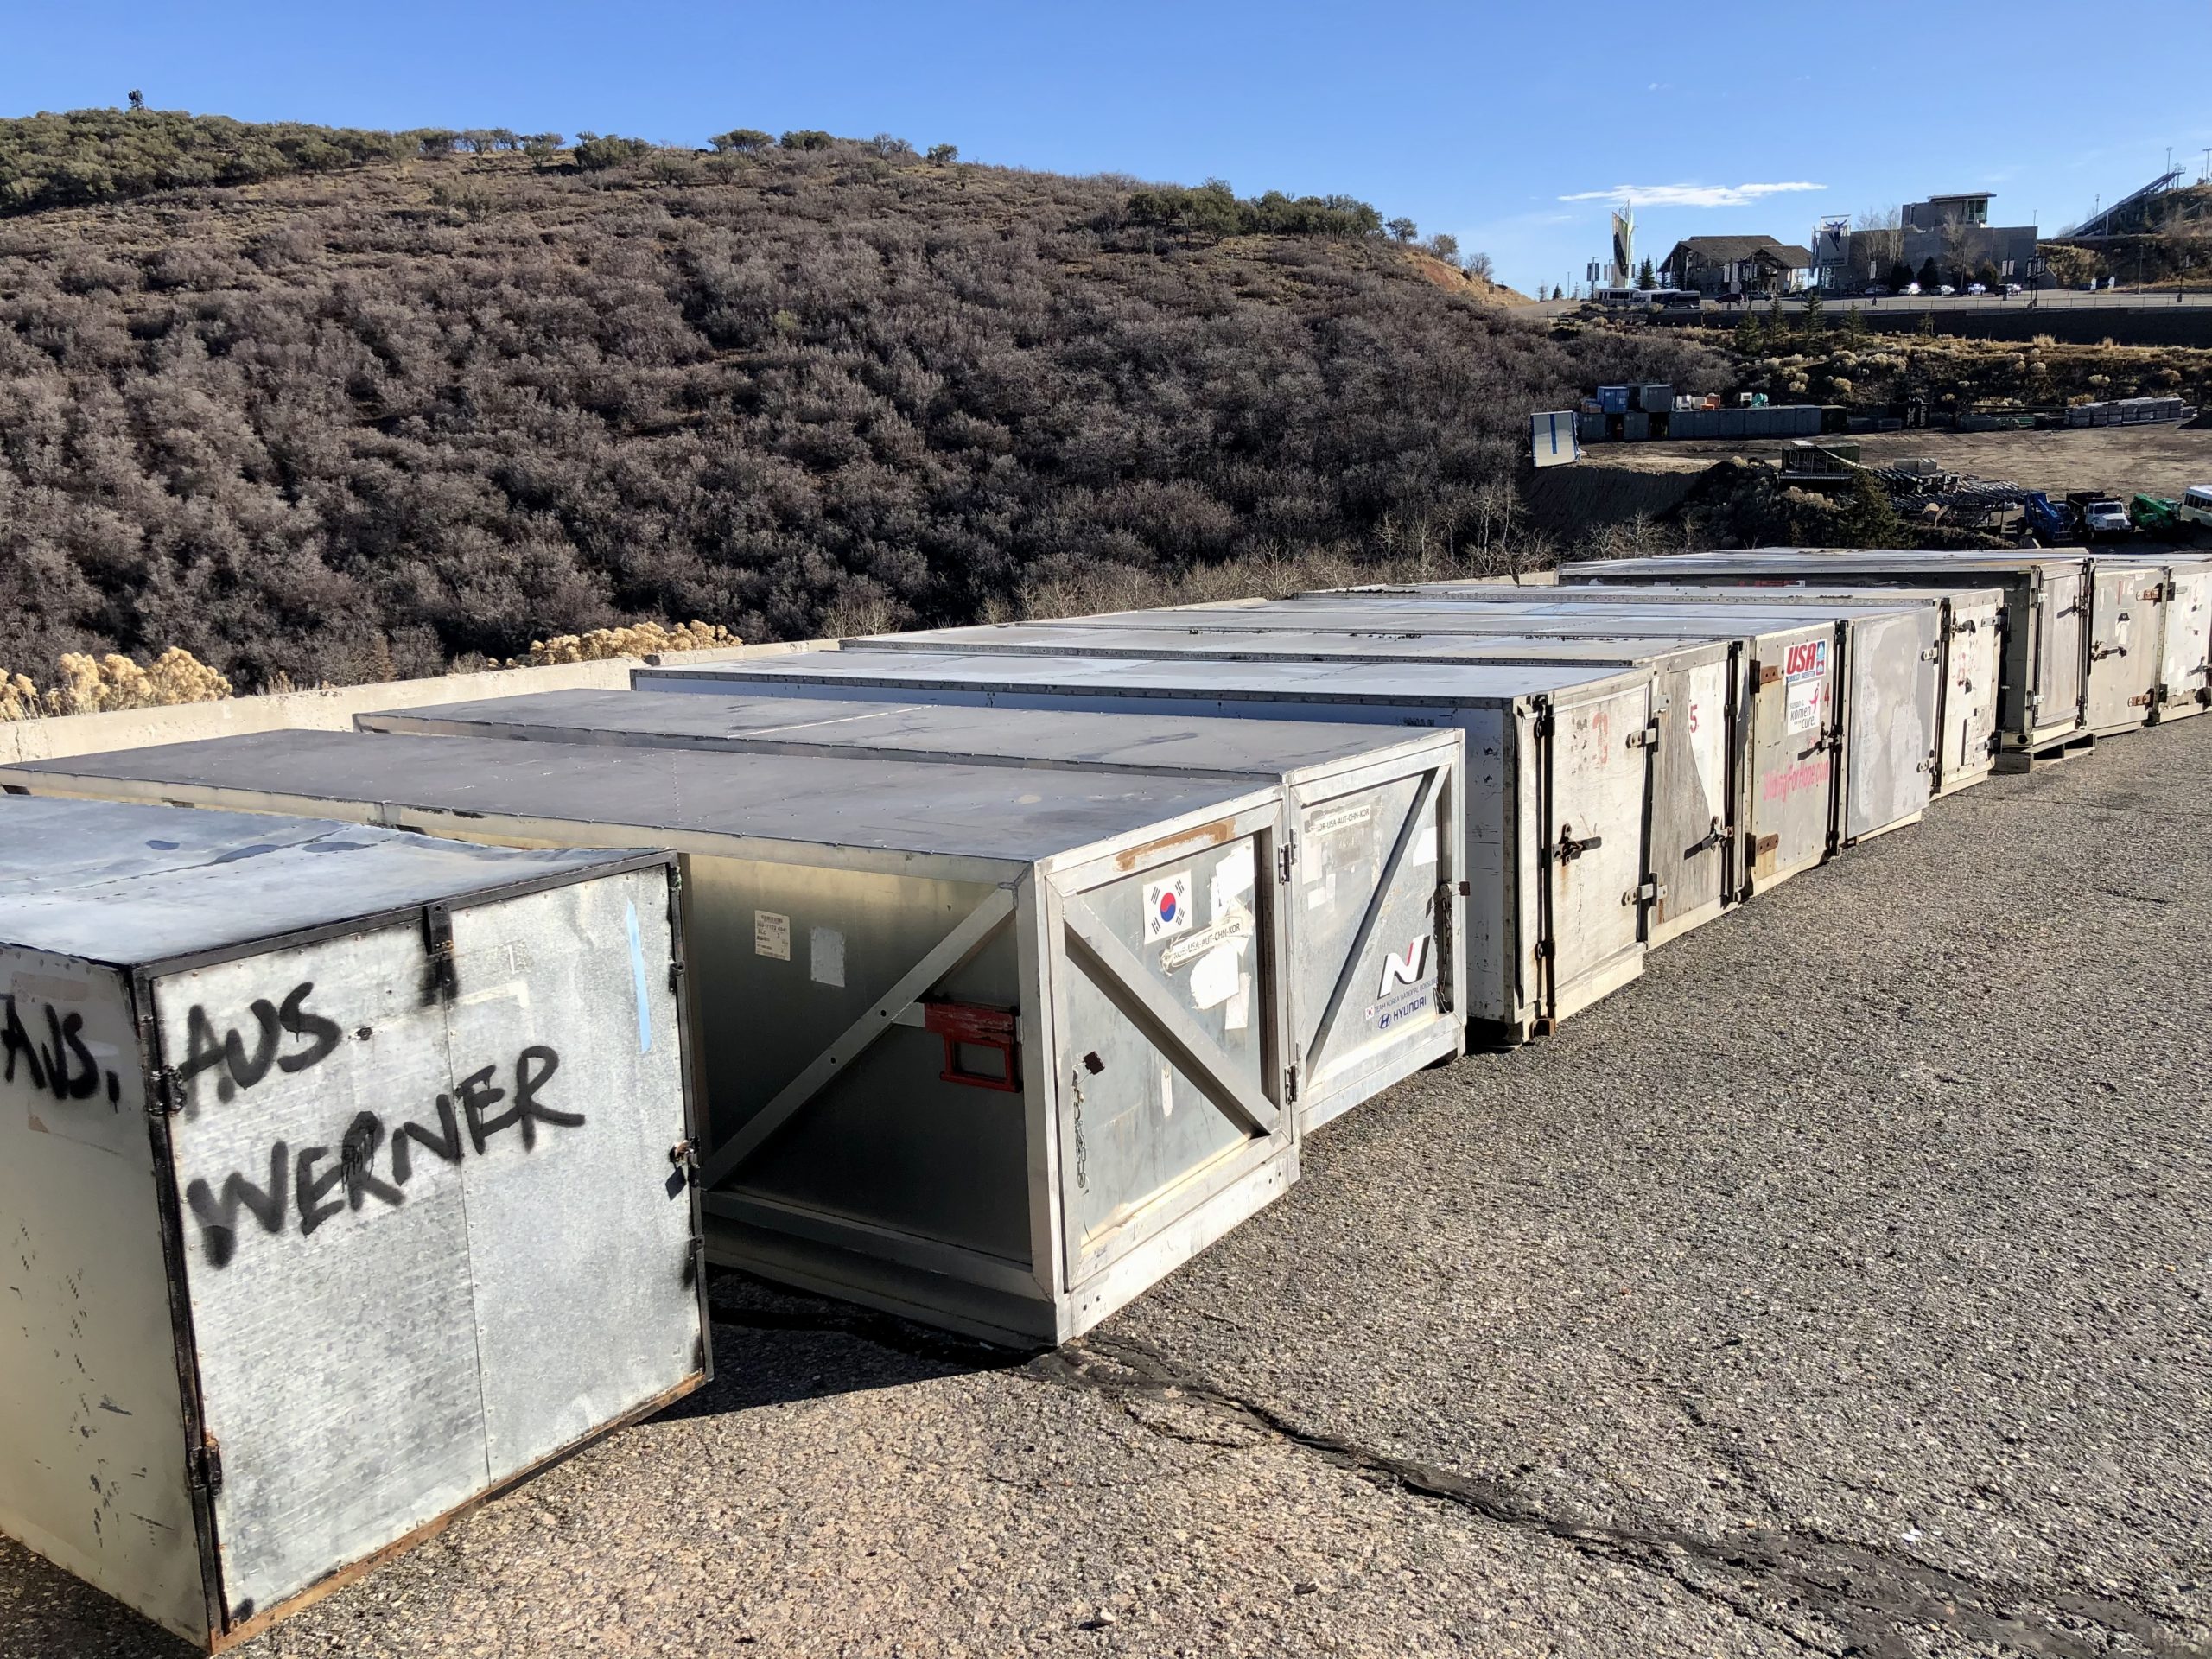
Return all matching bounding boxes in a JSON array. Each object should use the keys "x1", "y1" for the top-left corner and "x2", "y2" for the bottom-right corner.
[{"x1": 1658, "y1": 236, "x2": 1815, "y2": 296}]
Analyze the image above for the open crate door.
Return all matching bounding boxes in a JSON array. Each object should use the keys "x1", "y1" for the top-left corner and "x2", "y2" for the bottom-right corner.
[
  {"x1": 149, "y1": 871, "x2": 700, "y2": 1637},
  {"x1": 1535, "y1": 683, "x2": 1650, "y2": 1027},
  {"x1": 1046, "y1": 800, "x2": 1289, "y2": 1289},
  {"x1": 1287, "y1": 754, "x2": 1459, "y2": 1119}
]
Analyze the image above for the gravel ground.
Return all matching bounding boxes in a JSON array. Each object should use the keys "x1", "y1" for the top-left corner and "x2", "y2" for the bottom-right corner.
[
  {"x1": 7, "y1": 715, "x2": 2210, "y2": 1659},
  {"x1": 1629, "y1": 424, "x2": 2212, "y2": 501}
]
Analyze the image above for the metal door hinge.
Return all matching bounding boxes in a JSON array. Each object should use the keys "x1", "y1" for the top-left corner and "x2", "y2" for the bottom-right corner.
[
  {"x1": 149, "y1": 1067, "x2": 183, "y2": 1116},
  {"x1": 1284, "y1": 1064, "x2": 1300, "y2": 1105},
  {"x1": 1277, "y1": 838, "x2": 1298, "y2": 882},
  {"x1": 189, "y1": 1438, "x2": 223, "y2": 1496},
  {"x1": 669, "y1": 960, "x2": 685, "y2": 992},
  {"x1": 1531, "y1": 709, "x2": 1555, "y2": 739}
]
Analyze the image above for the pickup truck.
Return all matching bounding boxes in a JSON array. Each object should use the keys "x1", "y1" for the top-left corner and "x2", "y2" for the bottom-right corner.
[{"x1": 2072, "y1": 496, "x2": 2135, "y2": 538}]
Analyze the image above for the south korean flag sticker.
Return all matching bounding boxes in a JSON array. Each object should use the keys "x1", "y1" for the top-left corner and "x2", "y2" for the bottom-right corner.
[{"x1": 1144, "y1": 869, "x2": 1193, "y2": 943}]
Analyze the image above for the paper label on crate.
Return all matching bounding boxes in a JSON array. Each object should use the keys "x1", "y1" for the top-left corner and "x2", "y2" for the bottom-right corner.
[
  {"x1": 1783, "y1": 639, "x2": 1828, "y2": 734},
  {"x1": 1210, "y1": 849, "x2": 1256, "y2": 914},
  {"x1": 1188, "y1": 943, "x2": 1243, "y2": 1010},
  {"x1": 1160, "y1": 906, "x2": 1252, "y2": 970},
  {"x1": 1406, "y1": 825, "x2": 1438, "y2": 868},
  {"x1": 809, "y1": 926, "x2": 845, "y2": 988},
  {"x1": 1224, "y1": 974, "x2": 1251, "y2": 1031},
  {"x1": 1159, "y1": 1058, "x2": 1175, "y2": 1119},
  {"x1": 1306, "y1": 800, "x2": 1373, "y2": 841},
  {"x1": 1143, "y1": 870, "x2": 1193, "y2": 941},
  {"x1": 753, "y1": 910, "x2": 791, "y2": 961}
]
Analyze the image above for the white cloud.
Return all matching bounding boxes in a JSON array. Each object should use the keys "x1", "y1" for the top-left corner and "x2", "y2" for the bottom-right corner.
[{"x1": 1558, "y1": 181, "x2": 1827, "y2": 208}]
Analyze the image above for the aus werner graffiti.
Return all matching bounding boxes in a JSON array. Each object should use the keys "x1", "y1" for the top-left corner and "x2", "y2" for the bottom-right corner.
[
  {"x1": 182, "y1": 1046, "x2": 575, "y2": 1269},
  {"x1": 174, "y1": 982, "x2": 342, "y2": 1103}
]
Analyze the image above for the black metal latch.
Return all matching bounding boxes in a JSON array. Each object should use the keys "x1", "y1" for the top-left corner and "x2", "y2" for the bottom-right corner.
[
  {"x1": 1548, "y1": 824, "x2": 1603, "y2": 862},
  {"x1": 2090, "y1": 643, "x2": 2128, "y2": 660}
]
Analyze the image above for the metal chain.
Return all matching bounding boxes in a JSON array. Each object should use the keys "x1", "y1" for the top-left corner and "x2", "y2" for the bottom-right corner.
[{"x1": 1071, "y1": 1070, "x2": 1089, "y2": 1192}]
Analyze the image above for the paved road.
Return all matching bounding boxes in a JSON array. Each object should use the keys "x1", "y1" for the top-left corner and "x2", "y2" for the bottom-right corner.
[{"x1": 8, "y1": 717, "x2": 2212, "y2": 1658}]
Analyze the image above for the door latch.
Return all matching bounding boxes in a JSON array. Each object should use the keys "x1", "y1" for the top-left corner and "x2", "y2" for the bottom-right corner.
[{"x1": 1548, "y1": 825, "x2": 1603, "y2": 862}]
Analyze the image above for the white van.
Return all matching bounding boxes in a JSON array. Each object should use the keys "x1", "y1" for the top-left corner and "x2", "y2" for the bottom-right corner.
[{"x1": 2181, "y1": 486, "x2": 2212, "y2": 529}]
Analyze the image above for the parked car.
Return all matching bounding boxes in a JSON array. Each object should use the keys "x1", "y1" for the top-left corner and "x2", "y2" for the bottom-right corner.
[
  {"x1": 1936, "y1": 284, "x2": 1957, "y2": 296},
  {"x1": 2002, "y1": 283, "x2": 2024, "y2": 296},
  {"x1": 1863, "y1": 283, "x2": 1891, "y2": 297},
  {"x1": 1903, "y1": 282, "x2": 1922, "y2": 296},
  {"x1": 1965, "y1": 283, "x2": 1988, "y2": 296}
]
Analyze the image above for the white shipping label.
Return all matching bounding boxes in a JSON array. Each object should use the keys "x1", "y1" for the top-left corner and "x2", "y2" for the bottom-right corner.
[
  {"x1": 1160, "y1": 906, "x2": 1253, "y2": 970},
  {"x1": 1306, "y1": 800, "x2": 1374, "y2": 841},
  {"x1": 809, "y1": 926, "x2": 845, "y2": 988},
  {"x1": 1406, "y1": 825, "x2": 1438, "y2": 868},
  {"x1": 1144, "y1": 870, "x2": 1193, "y2": 941},
  {"x1": 1210, "y1": 847, "x2": 1256, "y2": 914},
  {"x1": 1188, "y1": 943, "x2": 1242, "y2": 1010},
  {"x1": 753, "y1": 910, "x2": 791, "y2": 961},
  {"x1": 1306, "y1": 887, "x2": 1330, "y2": 911}
]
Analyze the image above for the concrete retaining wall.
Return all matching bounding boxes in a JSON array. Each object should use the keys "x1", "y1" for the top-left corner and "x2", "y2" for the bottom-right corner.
[{"x1": 0, "y1": 641, "x2": 829, "y2": 764}]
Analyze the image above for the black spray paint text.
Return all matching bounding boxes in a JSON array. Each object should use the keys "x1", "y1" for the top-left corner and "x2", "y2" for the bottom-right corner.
[
  {"x1": 183, "y1": 1046, "x2": 574, "y2": 1268},
  {"x1": 2, "y1": 994, "x2": 123, "y2": 1106},
  {"x1": 175, "y1": 982, "x2": 342, "y2": 1103}
]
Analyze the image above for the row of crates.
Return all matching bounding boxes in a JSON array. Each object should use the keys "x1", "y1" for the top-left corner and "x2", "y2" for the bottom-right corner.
[
  {"x1": 2064, "y1": 396, "x2": 2192, "y2": 428},
  {"x1": 7, "y1": 546, "x2": 2210, "y2": 1649},
  {"x1": 1579, "y1": 403, "x2": 1827, "y2": 442}
]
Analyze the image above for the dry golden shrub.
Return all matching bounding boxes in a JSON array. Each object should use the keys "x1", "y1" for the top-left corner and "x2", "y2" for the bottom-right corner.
[
  {"x1": 517, "y1": 620, "x2": 739, "y2": 664},
  {"x1": 35, "y1": 649, "x2": 233, "y2": 717},
  {"x1": 0, "y1": 674, "x2": 40, "y2": 721}
]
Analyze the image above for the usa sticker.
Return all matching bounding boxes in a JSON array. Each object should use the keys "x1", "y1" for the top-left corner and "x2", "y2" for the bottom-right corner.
[
  {"x1": 1783, "y1": 639, "x2": 1827, "y2": 734},
  {"x1": 1376, "y1": 938, "x2": 1431, "y2": 996},
  {"x1": 1144, "y1": 870, "x2": 1193, "y2": 942}
]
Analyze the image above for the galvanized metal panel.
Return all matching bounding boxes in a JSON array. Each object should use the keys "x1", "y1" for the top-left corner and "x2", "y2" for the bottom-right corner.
[
  {"x1": 1935, "y1": 591, "x2": 2004, "y2": 791},
  {"x1": 2083, "y1": 563, "x2": 2167, "y2": 734},
  {"x1": 0, "y1": 950, "x2": 207, "y2": 1649},
  {"x1": 2152, "y1": 563, "x2": 2212, "y2": 720},
  {"x1": 1743, "y1": 631, "x2": 1837, "y2": 893},
  {"x1": 433, "y1": 872, "x2": 698, "y2": 1482},
  {"x1": 1839, "y1": 608, "x2": 1937, "y2": 841},
  {"x1": 152, "y1": 927, "x2": 492, "y2": 1624},
  {"x1": 1541, "y1": 683, "x2": 1652, "y2": 1022}
]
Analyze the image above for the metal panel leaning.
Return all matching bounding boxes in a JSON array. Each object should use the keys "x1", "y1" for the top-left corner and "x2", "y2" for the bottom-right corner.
[
  {"x1": 0, "y1": 795, "x2": 705, "y2": 1654},
  {"x1": 634, "y1": 650, "x2": 1659, "y2": 1047},
  {"x1": 353, "y1": 690, "x2": 1465, "y2": 1131},
  {"x1": 0, "y1": 733, "x2": 1298, "y2": 1349}
]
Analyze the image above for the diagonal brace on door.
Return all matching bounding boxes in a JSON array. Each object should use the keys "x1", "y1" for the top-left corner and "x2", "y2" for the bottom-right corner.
[
  {"x1": 1304, "y1": 768, "x2": 1439, "y2": 1076},
  {"x1": 699, "y1": 886, "x2": 1018, "y2": 1188},
  {"x1": 1060, "y1": 895, "x2": 1280, "y2": 1139}
]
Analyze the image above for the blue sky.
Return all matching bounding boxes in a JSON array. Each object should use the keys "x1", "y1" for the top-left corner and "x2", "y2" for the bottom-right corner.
[{"x1": 8, "y1": 1, "x2": 2210, "y2": 293}]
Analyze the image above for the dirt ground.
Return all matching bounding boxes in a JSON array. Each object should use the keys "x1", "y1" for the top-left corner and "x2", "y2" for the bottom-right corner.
[{"x1": 1621, "y1": 423, "x2": 2212, "y2": 502}]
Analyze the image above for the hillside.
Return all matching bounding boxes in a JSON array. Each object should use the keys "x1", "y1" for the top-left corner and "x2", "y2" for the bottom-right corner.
[{"x1": 0, "y1": 112, "x2": 1722, "y2": 689}]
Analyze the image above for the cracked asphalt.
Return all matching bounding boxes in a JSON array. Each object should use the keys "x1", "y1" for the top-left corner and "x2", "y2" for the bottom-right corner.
[{"x1": 6, "y1": 714, "x2": 2210, "y2": 1658}]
